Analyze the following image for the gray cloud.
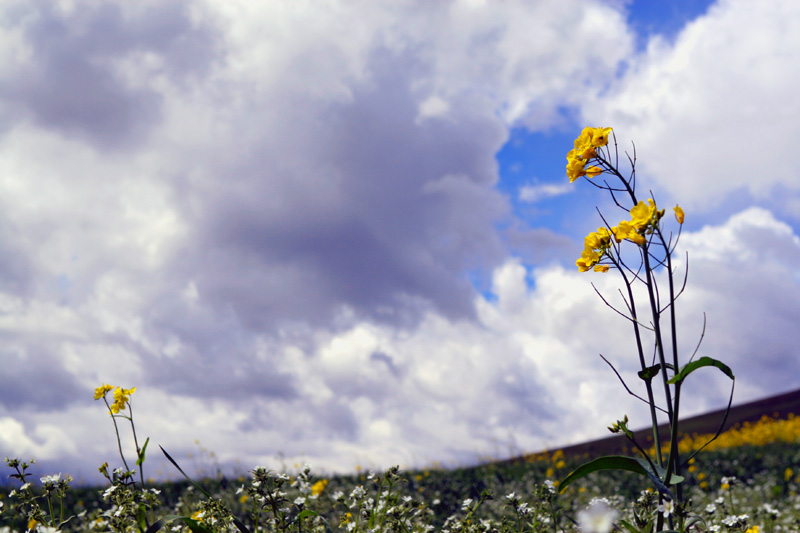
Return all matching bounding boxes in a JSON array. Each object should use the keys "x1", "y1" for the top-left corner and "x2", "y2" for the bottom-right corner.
[{"x1": 0, "y1": 0, "x2": 220, "y2": 148}]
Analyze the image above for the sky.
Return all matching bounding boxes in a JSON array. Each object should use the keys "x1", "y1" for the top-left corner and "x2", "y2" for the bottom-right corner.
[{"x1": 2, "y1": 0, "x2": 800, "y2": 485}]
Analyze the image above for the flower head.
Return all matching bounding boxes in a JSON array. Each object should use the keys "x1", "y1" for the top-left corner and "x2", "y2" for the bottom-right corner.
[
  {"x1": 658, "y1": 499, "x2": 675, "y2": 518},
  {"x1": 577, "y1": 500, "x2": 618, "y2": 533},
  {"x1": 566, "y1": 127, "x2": 611, "y2": 182},
  {"x1": 110, "y1": 386, "x2": 136, "y2": 414},
  {"x1": 311, "y1": 479, "x2": 328, "y2": 497},
  {"x1": 94, "y1": 384, "x2": 113, "y2": 400},
  {"x1": 674, "y1": 205, "x2": 685, "y2": 224}
]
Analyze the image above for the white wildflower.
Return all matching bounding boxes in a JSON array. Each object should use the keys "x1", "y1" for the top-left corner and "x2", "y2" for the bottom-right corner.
[
  {"x1": 577, "y1": 501, "x2": 618, "y2": 533},
  {"x1": 658, "y1": 500, "x2": 674, "y2": 518}
]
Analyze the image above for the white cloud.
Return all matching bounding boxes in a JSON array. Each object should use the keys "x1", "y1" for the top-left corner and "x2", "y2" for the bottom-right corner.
[
  {"x1": 1, "y1": 0, "x2": 798, "y2": 483},
  {"x1": 585, "y1": 0, "x2": 800, "y2": 210},
  {"x1": 519, "y1": 183, "x2": 573, "y2": 203}
]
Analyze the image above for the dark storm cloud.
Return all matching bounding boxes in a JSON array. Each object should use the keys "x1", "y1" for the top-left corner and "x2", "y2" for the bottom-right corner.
[{"x1": 0, "y1": 0, "x2": 219, "y2": 148}]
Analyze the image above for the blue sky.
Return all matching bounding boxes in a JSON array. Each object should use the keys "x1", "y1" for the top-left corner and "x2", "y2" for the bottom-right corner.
[{"x1": 1, "y1": 0, "x2": 800, "y2": 485}]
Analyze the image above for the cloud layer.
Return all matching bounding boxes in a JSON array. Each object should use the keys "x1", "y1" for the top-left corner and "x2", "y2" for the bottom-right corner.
[{"x1": 0, "y1": 0, "x2": 799, "y2": 482}]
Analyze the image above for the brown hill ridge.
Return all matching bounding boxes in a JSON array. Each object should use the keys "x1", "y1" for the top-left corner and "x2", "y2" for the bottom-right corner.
[{"x1": 531, "y1": 388, "x2": 800, "y2": 460}]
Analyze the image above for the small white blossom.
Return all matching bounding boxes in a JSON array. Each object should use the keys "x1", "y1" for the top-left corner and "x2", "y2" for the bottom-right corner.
[
  {"x1": 40, "y1": 473, "x2": 61, "y2": 484},
  {"x1": 577, "y1": 501, "x2": 618, "y2": 533},
  {"x1": 658, "y1": 500, "x2": 674, "y2": 518},
  {"x1": 461, "y1": 498, "x2": 473, "y2": 511}
]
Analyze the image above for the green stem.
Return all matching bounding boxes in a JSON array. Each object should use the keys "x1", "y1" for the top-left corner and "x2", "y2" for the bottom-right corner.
[
  {"x1": 659, "y1": 231, "x2": 683, "y2": 502},
  {"x1": 127, "y1": 402, "x2": 146, "y2": 489},
  {"x1": 103, "y1": 398, "x2": 131, "y2": 475},
  {"x1": 610, "y1": 254, "x2": 664, "y2": 466}
]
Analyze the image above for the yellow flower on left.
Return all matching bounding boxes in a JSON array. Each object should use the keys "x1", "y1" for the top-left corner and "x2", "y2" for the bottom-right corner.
[
  {"x1": 311, "y1": 479, "x2": 328, "y2": 496},
  {"x1": 94, "y1": 384, "x2": 113, "y2": 400}
]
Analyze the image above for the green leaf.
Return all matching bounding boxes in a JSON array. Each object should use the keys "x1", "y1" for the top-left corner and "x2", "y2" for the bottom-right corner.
[
  {"x1": 182, "y1": 518, "x2": 214, "y2": 533},
  {"x1": 297, "y1": 509, "x2": 318, "y2": 520},
  {"x1": 638, "y1": 364, "x2": 661, "y2": 381},
  {"x1": 560, "y1": 456, "x2": 650, "y2": 492},
  {"x1": 668, "y1": 356, "x2": 734, "y2": 385},
  {"x1": 560, "y1": 455, "x2": 682, "y2": 498},
  {"x1": 136, "y1": 502, "x2": 148, "y2": 533},
  {"x1": 159, "y1": 446, "x2": 213, "y2": 499},
  {"x1": 231, "y1": 517, "x2": 253, "y2": 533},
  {"x1": 137, "y1": 437, "x2": 150, "y2": 467},
  {"x1": 144, "y1": 514, "x2": 180, "y2": 533},
  {"x1": 618, "y1": 519, "x2": 642, "y2": 533}
]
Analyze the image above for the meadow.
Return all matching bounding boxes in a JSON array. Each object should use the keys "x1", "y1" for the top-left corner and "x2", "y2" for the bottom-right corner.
[{"x1": 2, "y1": 413, "x2": 800, "y2": 532}]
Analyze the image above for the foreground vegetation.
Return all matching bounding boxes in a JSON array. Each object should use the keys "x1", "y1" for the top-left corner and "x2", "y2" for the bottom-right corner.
[{"x1": 3, "y1": 414, "x2": 799, "y2": 532}]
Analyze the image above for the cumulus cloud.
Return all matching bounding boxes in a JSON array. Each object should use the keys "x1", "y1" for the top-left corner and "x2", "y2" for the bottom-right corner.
[
  {"x1": 1, "y1": 0, "x2": 798, "y2": 484},
  {"x1": 584, "y1": 0, "x2": 800, "y2": 212}
]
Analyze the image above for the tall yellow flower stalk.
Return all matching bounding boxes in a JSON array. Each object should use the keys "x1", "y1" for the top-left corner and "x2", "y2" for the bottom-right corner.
[{"x1": 559, "y1": 127, "x2": 735, "y2": 533}]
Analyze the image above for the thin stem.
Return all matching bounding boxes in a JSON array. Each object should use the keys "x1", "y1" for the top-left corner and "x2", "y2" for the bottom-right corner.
[
  {"x1": 102, "y1": 398, "x2": 131, "y2": 475},
  {"x1": 127, "y1": 402, "x2": 145, "y2": 489},
  {"x1": 599, "y1": 354, "x2": 668, "y2": 415},
  {"x1": 609, "y1": 254, "x2": 664, "y2": 465}
]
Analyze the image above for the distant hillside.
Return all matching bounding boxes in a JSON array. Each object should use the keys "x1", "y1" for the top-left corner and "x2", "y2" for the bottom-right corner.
[{"x1": 524, "y1": 388, "x2": 800, "y2": 461}]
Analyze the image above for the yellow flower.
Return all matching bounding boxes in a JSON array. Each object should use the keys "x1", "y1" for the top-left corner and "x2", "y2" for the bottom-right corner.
[
  {"x1": 746, "y1": 527, "x2": 759, "y2": 533},
  {"x1": 585, "y1": 165, "x2": 603, "y2": 179},
  {"x1": 110, "y1": 386, "x2": 136, "y2": 414},
  {"x1": 674, "y1": 205, "x2": 685, "y2": 224},
  {"x1": 311, "y1": 479, "x2": 328, "y2": 496},
  {"x1": 630, "y1": 200, "x2": 653, "y2": 229},
  {"x1": 612, "y1": 220, "x2": 645, "y2": 245},
  {"x1": 590, "y1": 127, "x2": 613, "y2": 147},
  {"x1": 576, "y1": 248, "x2": 601, "y2": 272},
  {"x1": 785, "y1": 467, "x2": 794, "y2": 482},
  {"x1": 566, "y1": 156, "x2": 588, "y2": 183},
  {"x1": 28, "y1": 518, "x2": 38, "y2": 531},
  {"x1": 94, "y1": 384, "x2": 113, "y2": 400},
  {"x1": 593, "y1": 264, "x2": 609, "y2": 273},
  {"x1": 573, "y1": 128, "x2": 597, "y2": 159}
]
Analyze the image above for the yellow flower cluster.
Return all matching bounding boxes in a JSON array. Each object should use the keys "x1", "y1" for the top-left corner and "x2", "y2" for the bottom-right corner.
[
  {"x1": 94, "y1": 384, "x2": 136, "y2": 414},
  {"x1": 649, "y1": 414, "x2": 800, "y2": 458},
  {"x1": 614, "y1": 198, "x2": 665, "y2": 246},
  {"x1": 575, "y1": 199, "x2": 682, "y2": 273},
  {"x1": 577, "y1": 227, "x2": 612, "y2": 272},
  {"x1": 566, "y1": 126, "x2": 612, "y2": 183}
]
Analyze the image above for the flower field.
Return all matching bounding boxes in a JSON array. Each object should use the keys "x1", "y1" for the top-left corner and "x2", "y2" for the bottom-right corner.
[{"x1": 2, "y1": 413, "x2": 800, "y2": 532}]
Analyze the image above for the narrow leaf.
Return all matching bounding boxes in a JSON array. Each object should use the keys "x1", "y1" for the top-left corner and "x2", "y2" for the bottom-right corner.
[
  {"x1": 159, "y1": 446, "x2": 213, "y2": 499},
  {"x1": 668, "y1": 356, "x2": 734, "y2": 385},
  {"x1": 137, "y1": 437, "x2": 150, "y2": 467}
]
